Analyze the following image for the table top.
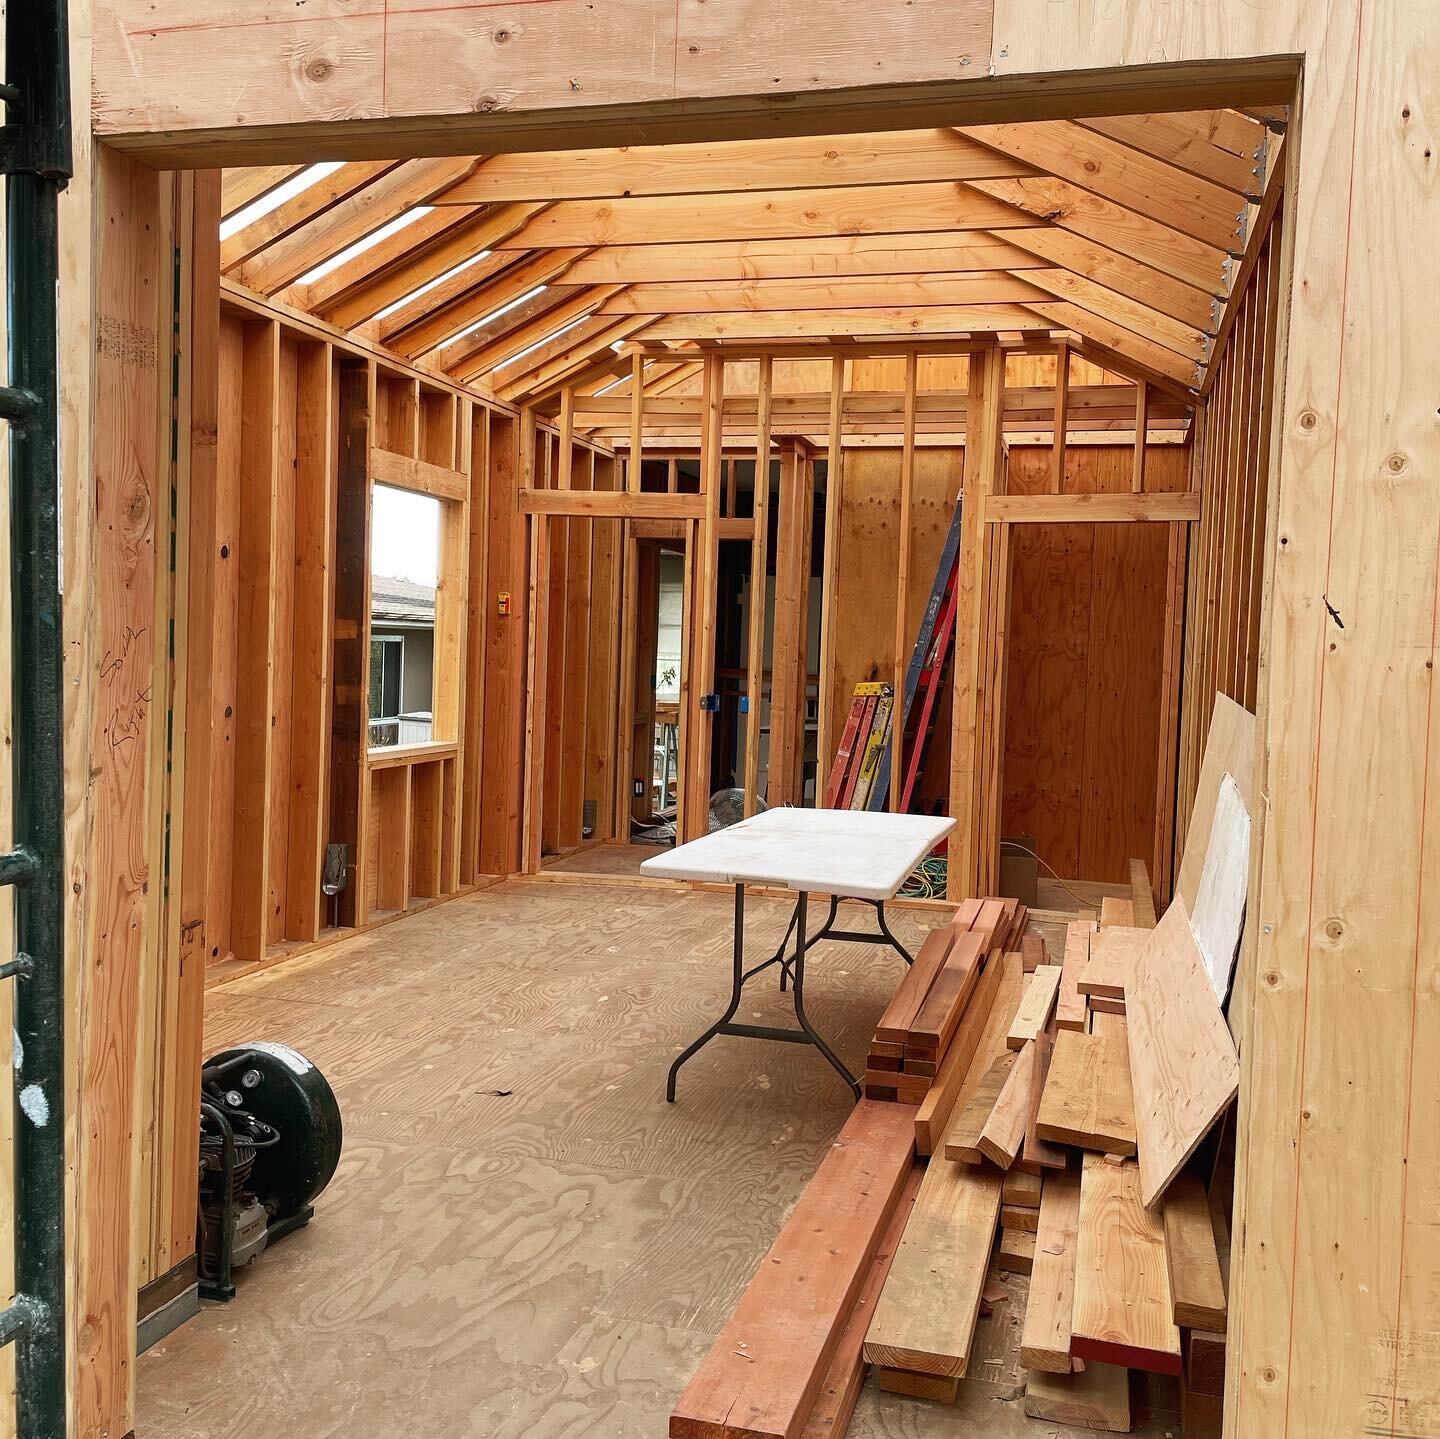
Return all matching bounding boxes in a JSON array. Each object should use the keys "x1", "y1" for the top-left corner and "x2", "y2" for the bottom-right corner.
[{"x1": 639, "y1": 806, "x2": 955, "y2": 900}]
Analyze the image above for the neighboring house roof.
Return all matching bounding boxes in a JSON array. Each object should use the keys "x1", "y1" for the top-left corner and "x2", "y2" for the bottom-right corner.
[{"x1": 371, "y1": 574, "x2": 435, "y2": 626}]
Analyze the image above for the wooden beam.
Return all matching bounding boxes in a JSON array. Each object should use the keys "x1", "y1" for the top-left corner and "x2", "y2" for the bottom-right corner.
[
  {"x1": 1132, "y1": 380, "x2": 1151, "y2": 491},
  {"x1": 370, "y1": 446, "x2": 468, "y2": 503},
  {"x1": 236, "y1": 156, "x2": 481, "y2": 295},
  {"x1": 1163, "y1": 1172, "x2": 1229, "y2": 1332},
  {"x1": 815, "y1": 356, "x2": 846, "y2": 796},
  {"x1": 892, "y1": 351, "x2": 918, "y2": 812},
  {"x1": 986, "y1": 491, "x2": 1200, "y2": 523},
  {"x1": 743, "y1": 356, "x2": 774, "y2": 818},
  {"x1": 960, "y1": 121, "x2": 1247, "y2": 253},
  {"x1": 600, "y1": 272, "x2": 1052, "y2": 314},
  {"x1": 564, "y1": 232, "x2": 1050, "y2": 285},
  {"x1": 1049, "y1": 340, "x2": 1069, "y2": 492},
  {"x1": 687, "y1": 354, "x2": 725, "y2": 839},
  {"x1": 642, "y1": 305, "x2": 1053, "y2": 342},
  {"x1": 1072, "y1": 1154, "x2": 1182, "y2": 1374},
  {"x1": 521, "y1": 488, "x2": 702, "y2": 519},
  {"x1": 441, "y1": 127, "x2": 1034, "y2": 202},
  {"x1": 1021, "y1": 1168, "x2": 1082, "y2": 1372},
  {"x1": 489, "y1": 181, "x2": 1047, "y2": 248},
  {"x1": 1076, "y1": 110, "x2": 1267, "y2": 197},
  {"x1": 1035, "y1": 1025, "x2": 1136, "y2": 1155}
]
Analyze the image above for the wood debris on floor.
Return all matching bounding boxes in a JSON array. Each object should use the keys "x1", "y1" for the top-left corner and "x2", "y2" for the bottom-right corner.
[{"x1": 670, "y1": 856, "x2": 1239, "y2": 1438}]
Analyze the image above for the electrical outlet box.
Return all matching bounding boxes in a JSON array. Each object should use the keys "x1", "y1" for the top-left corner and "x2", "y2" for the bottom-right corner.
[{"x1": 633, "y1": 779, "x2": 645, "y2": 798}]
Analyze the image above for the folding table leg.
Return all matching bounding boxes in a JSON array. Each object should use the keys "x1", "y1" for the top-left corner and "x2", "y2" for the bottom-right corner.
[
  {"x1": 665, "y1": 882, "x2": 747, "y2": 1102},
  {"x1": 788, "y1": 892, "x2": 861, "y2": 1097}
]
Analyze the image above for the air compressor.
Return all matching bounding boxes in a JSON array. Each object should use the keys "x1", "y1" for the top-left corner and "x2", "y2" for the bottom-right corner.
[{"x1": 197, "y1": 1042, "x2": 343, "y2": 1301}]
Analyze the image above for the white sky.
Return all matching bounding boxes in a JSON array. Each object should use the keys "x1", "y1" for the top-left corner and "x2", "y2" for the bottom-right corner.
[{"x1": 371, "y1": 485, "x2": 440, "y2": 585}]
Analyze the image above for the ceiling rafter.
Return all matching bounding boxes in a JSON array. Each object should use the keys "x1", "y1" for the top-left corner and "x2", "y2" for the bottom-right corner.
[
  {"x1": 443, "y1": 285, "x2": 626, "y2": 379},
  {"x1": 221, "y1": 164, "x2": 305, "y2": 220},
  {"x1": 436, "y1": 128, "x2": 1034, "y2": 204},
  {"x1": 237, "y1": 155, "x2": 484, "y2": 296}
]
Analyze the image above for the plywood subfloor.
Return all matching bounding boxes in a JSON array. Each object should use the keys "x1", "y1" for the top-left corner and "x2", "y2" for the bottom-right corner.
[
  {"x1": 543, "y1": 840, "x2": 668, "y2": 877},
  {"x1": 138, "y1": 880, "x2": 1174, "y2": 1437}
]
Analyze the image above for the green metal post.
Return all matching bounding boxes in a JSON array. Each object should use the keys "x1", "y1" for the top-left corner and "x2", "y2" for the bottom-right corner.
[{"x1": 2, "y1": 0, "x2": 73, "y2": 1433}]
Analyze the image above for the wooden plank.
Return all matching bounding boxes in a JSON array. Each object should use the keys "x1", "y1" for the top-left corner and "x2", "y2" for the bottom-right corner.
[
  {"x1": 1021, "y1": 1168, "x2": 1082, "y2": 1373},
  {"x1": 1077, "y1": 925, "x2": 1149, "y2": 998},
  {"x1": 1021, "y1": 931, "x2": 1047, "y2": 973},
  {"x1": 1099, "y1": 895, "x2": 1136, "y2": 928},
  {"x1": 496, "y1": 181, "x2": 1044, "y2": 248},
  {"x1": 873, "y1": 925, "x2": 954, "y2": 1045},
  {"x1": 1035, "y1": 1026, "x2": 1136, "y2": 1155},
  {"x1": 1022, "y1": 1029, "x2": 1068, "y2": 1173},
  {"x1": 1055, "y1": 920, "x2": 1093, "y2": 1030},
  {"x1": 670, "y1": 1099, "x2": 914, "y2": 1439},
  {"x1": 1129, "y1": 857, "x2": 1158, "y2": 927},
  {"x1": 1126, "y1": 899, "x2": 1240, "y2": 1208},
  {"x1": 1072, "y1": 1154, "x2": 1181, "y2": 1375},
  {"x1": 998, "y1": 1227, "x2": 1037, "y2": 1275},
  {"x1": 863, "y1": 1159, "x2": 1003, "y2": 1378},
  {"x1": 906, "y1": 929, "x2": 987, "y2": 1059},
  {"x1": 444, "y1": 128, "x2": 1032, "y2": 202},
  {"x1": 814, "y1": 356, "x2": 846, "y2": 794},
  {"x1": 942, "y1": 1051, "x2": 1017, "y2": 1164},
  {"x1": 1023, "y1": 1363, "x2": 1132, "y2": 1431},
  {"x1": 1163, "y1": 1172, "x2": 1228, "y2": 1332},
  {"x1": 1007, "y1": 964, "x2": 1062, "y2": 1048},
  {"x1": 799, "y1": 1163, "x2": 923, "y2": 1439},
  {"x1": 602, "y1": 272, "x2": 1051, "y2": 314},
  {"x1": 978, "y1": 1040, "x2": 1036, "y2": 1168},
  {"x1": 987, "y1": 491, "x2": 1200, "y2": 522},
  {"x1": 521, "y1": 488, "x2": 704, "y2": 519},
  {"x1": 743, "y1": 355, "x2": 773, "y2": 817},
  {"x1": 915, "y1": 949, "x2": 1023, "y2": 1155},
  {"x1": 874, "y1": 1369, "x2": 959, "y2": 1403},
  {"x1": 1003, "y1": 1167, "x2": 1044, "y2": 1209},
  {"x1": 370, "y1": 445, "x2": 469, "y2": 503},
  {"x1": 643, "y1": 305, "x2": 1051, "y2": 342}
]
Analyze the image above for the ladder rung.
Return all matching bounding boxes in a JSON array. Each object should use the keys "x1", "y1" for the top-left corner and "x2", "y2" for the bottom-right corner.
[{"x1": 0, "y1": 846, "x2": 37, "y2": 887}]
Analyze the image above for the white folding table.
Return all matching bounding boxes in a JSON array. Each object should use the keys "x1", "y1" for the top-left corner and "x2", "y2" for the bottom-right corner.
[{"x1": 641, "y1": 808, "x2": 955, "y2": 1098}]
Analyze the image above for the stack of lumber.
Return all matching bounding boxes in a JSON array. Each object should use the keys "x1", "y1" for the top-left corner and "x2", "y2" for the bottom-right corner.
[
  {"x1": 861, "y1": 870, "x2": 1241, "y2": 1435},
  {"x1": 863, "y1": 895, "x2": 1028, "y2": 1120},
  {"x1": 671, "y1": 853, "x2": 1243, "y2": 1439}
]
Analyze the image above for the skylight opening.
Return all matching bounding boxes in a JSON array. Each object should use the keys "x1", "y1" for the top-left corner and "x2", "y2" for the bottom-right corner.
[
  {"x1": 492, "y1": 314, "x2": 592, "y2": 373},
  {"x1": 440, "y1": 284, "x2": 548, "y2": 349},
  {"x1": 296, "y1": 207, "x2": 434, "y2": 286},
  {"x1": 374, "y1": 250, "x2": 493, "y2": 322}
]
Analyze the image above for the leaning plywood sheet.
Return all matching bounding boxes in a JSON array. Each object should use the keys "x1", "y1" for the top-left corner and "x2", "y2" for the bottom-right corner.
[
  {"x1": 1072, "y1": 1154, "x2": 1181, "y2": 1375},
  {"x1": 670, "y1": 1100, "x2": 915, "y2": 1439},
  {"x1": 863, "y1": 1160, "x2": 1004, "y2": 1378},
  {"x1": 1126, "y1": 899, "x2": 1241, "y2": 1209},
  {"x1": 1021, "y1": 1168, "x2": 1082, "y2": 1373},
  {"x1": 1176, "y1": 692, "x2": 1255, "y2": 914},
  {"x1": 1189, "y1": 772, "x2": 1250, "y2": 1002}
]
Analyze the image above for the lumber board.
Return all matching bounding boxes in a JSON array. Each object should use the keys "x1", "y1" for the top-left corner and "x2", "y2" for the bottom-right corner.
[
  {"x1": 875, "y1": 1368, "x2": 960, "y2": 1402},
  {"x1": 913, "y1": 949, "x2": 1021, "y2": 1155},
  {"x1": 906, "y1": 929, "x2": 987, "y2": 1059},
  {"x1": 1035, "y1": 1027, "x2": 1136, "y2": 1155},
  {"x1": 1021, "y1": 1168, "x2": 1082, "y2": 1373},
  {"x1": 1055, "y1": 921, "x2": 1093, "y2": 1031},
  {"x1": 872, "y1": 924, "x2": 954, "y2": 1045},
  {"x1": 863, "y1": 1160, "x2": 1003, "y2": 1378},
  {"x1": 1072, "y1": 1154, "x2": 1181, "y2": 1375},
  {"x1": 1129, "y1": 857, "x2": 1158, "y2": 928},
  {"x1": 978, "y1": 1042, "x2": 1036, "y2": 1169},
  {"x1": 1077, "y1": 925, "x2": 1150, "y2": 998},
  {"x1": 669, "y1": 1100, "x2": 914, "y2": 1439},
  {"x1": 998, "y1": 1227, "x2": 1037, "y2": 1275},
  {"x1": 1099, "y1": 895, "x2": 1136, "y2": 928},
  {"x1": 1007, "y1": 964, "x2": 1062, "y2": 1048},
  {"x1": 1002, "y1": 1203, "x2": 1040, "y2": 1233},
  {"x1": 1162, "y1": 1172, "x2": 1228, "y2": 1332},
  {"x1": 1004, "y1": 1167, "x2": 1044, "y2": 1209},
  {"x1": 943, "y1": 1051, "x2": 1017, "y2": 1164},
  {"x1": 800, "y1": 1162, "x2": 923, "y2": 1439},
  {"x1": 1022, "y1": 1030, "x2": 1068, "y2": 1172},
  {"x1": 1125, "y1": 900, "x2": 1240, "y2": 1208},
  {"x1": 1023, "y1": 1363, "x2": 1132, "y2": 1431},
  {"x1": 1186, "y1": 1330, "x2": 1227, "y2": 1399},
  {"x1": 1021, "y1": 931, "x2": 1047, "y2": 973}
]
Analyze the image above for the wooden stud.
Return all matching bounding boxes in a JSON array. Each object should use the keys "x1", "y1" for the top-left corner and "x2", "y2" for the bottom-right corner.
[{"x1": 744, "y1": 356, "x2": 774, "y2": 817}]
